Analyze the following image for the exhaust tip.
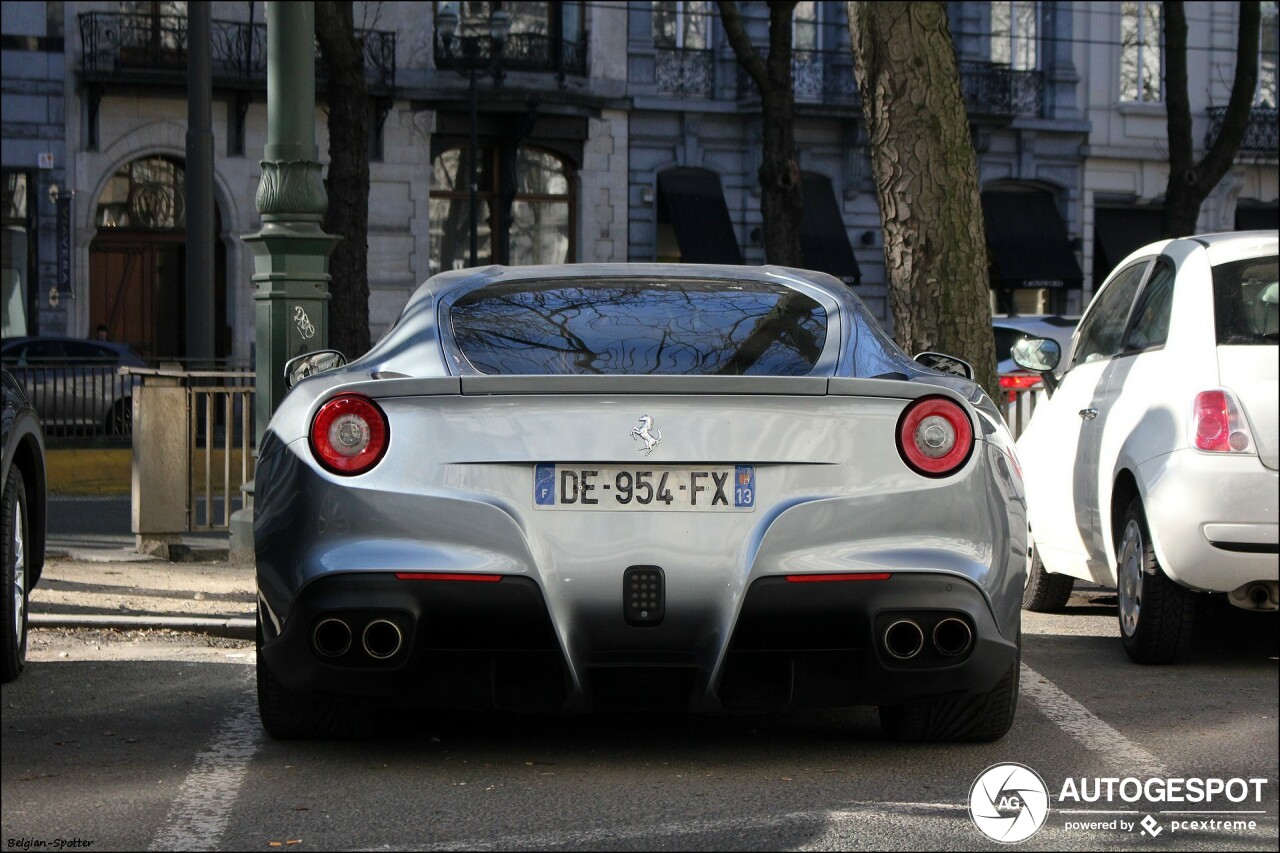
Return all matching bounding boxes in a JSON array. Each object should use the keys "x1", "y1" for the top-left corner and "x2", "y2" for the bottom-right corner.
[
  {"x1": 932, "y1": 617, "x2": 974, "y2": 657},
  {"x1": 1228, "y1": 580, "x2": 1279, "y2": 611},
  {"x1": 883, "y1": 619, "x2": 925, "y2": 660},
  {"x1": 362, "y1": 619, "x2": 404, "y2": 660},
  {"x1": 313, "y1": 618, "x2": 352, "y2": 658}
]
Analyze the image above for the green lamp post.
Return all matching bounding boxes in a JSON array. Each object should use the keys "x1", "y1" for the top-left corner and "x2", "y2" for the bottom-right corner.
[{"x1": 243, "y1": 1, "x2": 339, "y2": 448}]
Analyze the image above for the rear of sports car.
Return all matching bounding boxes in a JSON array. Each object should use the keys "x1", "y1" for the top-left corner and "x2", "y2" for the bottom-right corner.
[{"x1": 254, "y1": 267, "x2": 1025, "y2": 741}]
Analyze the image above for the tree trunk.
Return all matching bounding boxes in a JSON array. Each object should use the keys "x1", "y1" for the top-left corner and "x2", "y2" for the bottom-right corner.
[
  {"x1": 1161, "y1": 1, "x2": 1260, "y2": 238},
  {"x1": 847, "y1": 2, "x2": 998, "y2": 399},
  {"x1": 717, "y1": 0, "x2": 804, "y2": 266},
  {"x1": 315, "y1": 1, "x2": 372, "y2": 359}
]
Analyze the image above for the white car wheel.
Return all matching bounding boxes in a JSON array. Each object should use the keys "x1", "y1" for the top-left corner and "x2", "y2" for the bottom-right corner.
[{"x1": 1116, "y1": 498, "x2": 1197, "y2": 664}]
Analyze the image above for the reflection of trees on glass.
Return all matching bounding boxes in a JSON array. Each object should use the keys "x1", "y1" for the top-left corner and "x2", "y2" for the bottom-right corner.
[
  {"x1": 990, "y1": 0, "x2": 1037, "y2": 70},
  {"x1": 95, "y1": 156, "x2": 185, "y2": 229},
  {"x1": 451, "y1": 279, "x2": 826, "y2": 375},
  {"x1": 509, "y1": 149, "x2": 570, "y2": 266},
  {"x1": 1120, "y1": 1, "x2": 1162, "y2": 103},
  {"x1": 429, "y1": 149, "x2": 492, "y2": 271},
  {"x1": 430, "y1": 145, "x2": 572, "y2": 272},
  {"x1": 653, "y1": 1, "x2": 711, "y2": 49}
]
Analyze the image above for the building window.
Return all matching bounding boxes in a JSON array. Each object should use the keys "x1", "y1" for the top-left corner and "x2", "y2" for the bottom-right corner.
[
  {"x1": 95, "y1": 156, "x2": 185, "y2": 230},
  {"x1": 1258, "y1": 1, "x2": 1277, "y2": 107},
  {"x1": 1, "y1": 172, "x2": 34, "y2": 337},
  {"x1": 653, "y1": 0, "x2": 710, "y2": 49},
  {"x1": 429, "y1": 145, "x2": 574, "y2": 273},
  {"x1": 794, "y1": 1, "x2": 821, "y2": 51},
  {"x1": 991, "y1": 1, "x2": 1037, "y2": 70},
  {"x1": 1120, "y1": 0, "x2": 1162, "y2": 103}
]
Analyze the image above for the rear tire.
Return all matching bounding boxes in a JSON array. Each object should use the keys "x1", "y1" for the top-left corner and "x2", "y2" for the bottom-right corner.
[
  {"x1": 1, "y1": 467, "x2": 31, "y2": 683},
  {"x1": 105, "y1": 399, "x2": 132, "y2": 437},
  {"x1": 1116, "y1": 498, "x2": 1198, "y2": 664},
  {"x1": 256, "y1": 615, "x2": 375, "y2": 739},
  {"x1": 879, "y1": 648, "x2": 1020, "y2": 742},
  {"x1": 1022, "y1": 534, "x2": 1074, "y2": 612}
]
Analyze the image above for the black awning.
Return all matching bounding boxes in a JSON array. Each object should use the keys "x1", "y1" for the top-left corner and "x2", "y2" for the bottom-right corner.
[
  {"x1": 1094, "y1": 207, "x2": 1164, "y2": 276},
  {"x1": 1236, "y1": 205, "x2": 1279, "y2": 232},
  {"x1": 657, "y1": 169, "x2": 743, "y2": 265},
  {"x1": 800, "y1": 173, "x2": 861, "y2": 285},
  {"x1": 982, "y1": 191, "x2": 1083, "y2": 289}
]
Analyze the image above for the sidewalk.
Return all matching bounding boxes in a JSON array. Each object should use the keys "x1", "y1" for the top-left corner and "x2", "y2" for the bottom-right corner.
[{"x1": 32, "y1": 512, "x2": 256, "y2": 641}]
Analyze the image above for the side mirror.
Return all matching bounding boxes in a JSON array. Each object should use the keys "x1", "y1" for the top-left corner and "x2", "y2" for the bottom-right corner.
[
  {"x1": 1010, "y1": 337, "x2": 1062, "y2": 395},
  {"x1": 914, "y1": 351, "x2": 975, "y2": 381},
  {"x1": 284, "y1": 349, "x2": 347, "y2": 389}
]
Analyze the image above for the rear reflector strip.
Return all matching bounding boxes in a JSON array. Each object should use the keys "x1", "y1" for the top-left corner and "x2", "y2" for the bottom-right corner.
[
  {"x1": 784, "y1": 572, "x2": 893, "y2": 583},
  {"x1": 394, "y1": 572, "x2": 503, "y2": 582}
]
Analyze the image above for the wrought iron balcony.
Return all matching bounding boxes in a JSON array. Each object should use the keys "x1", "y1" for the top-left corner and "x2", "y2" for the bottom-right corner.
[
  {"x1": 655, "y1": 48, "x2": 714, "y2": 98},
  {"x1": 434, "y1": 31, "x2": 587, "y2": 79},
  {"x1": 736, "y1": 50, "x2": 861, "y2": 107},
  {"x1": 959, "y1": 61, "x2": 1042, "y2": 119},
  {"x1": 1205, "y1": 106, "x2": 1278, "y2": 154},
  {"x1": 78, "y1": 11, "x2": 396, "y2": 94}
]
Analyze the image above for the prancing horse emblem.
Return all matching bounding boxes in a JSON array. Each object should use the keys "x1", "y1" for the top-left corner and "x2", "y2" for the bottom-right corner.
[{"x1": 631, "y1": 415, "x2": 662, "y2": 455}]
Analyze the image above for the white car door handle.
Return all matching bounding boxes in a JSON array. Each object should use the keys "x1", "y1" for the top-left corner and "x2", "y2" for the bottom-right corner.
[{"x1": 1079, "y1": 407, "x2": 1099, "y2": 421}]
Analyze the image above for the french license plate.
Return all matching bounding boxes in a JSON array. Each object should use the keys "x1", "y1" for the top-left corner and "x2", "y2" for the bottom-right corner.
[{"x1": 534, "y1": 464, "x2": 755, "y2": 512}]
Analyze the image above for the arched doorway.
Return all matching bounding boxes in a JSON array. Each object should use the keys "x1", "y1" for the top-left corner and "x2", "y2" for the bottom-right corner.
[{"x1": 89, "y1": 155, "x2": 227, "y2": 362}]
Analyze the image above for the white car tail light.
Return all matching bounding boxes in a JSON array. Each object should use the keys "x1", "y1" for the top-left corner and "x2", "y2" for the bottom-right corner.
[
  {"x1": 1191, "y1": 389, "x2": 1255, "y2": 453},
  {"x1": 310, "y1": 394, "x2": 390, "y2": 474},
  {"x1": 896, "y1": 396, "x2": 975, "y2": 477}
]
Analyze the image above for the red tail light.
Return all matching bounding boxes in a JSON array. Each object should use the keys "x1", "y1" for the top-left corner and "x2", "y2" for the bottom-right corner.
[
  {"x1": 1191, "y1": 389, "x2": 1254, "y2": 453},
  {"x1": 896, "y1": 396, "x2": 975, "y2": 477},
  {"x1": 785, "y1": 572, "x2": 893, "y2": 583},
  {"x1": 999, "y1": 373, "x2": 1042, "y2": 403},
  {"x1": 310, "y1": 394, "x2": 389, "y2": 475},
  {"x1": 999, "y1": 373, "x2": 1041, "y2": 391}
]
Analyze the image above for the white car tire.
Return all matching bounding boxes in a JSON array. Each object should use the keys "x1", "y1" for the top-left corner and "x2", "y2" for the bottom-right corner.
[{"x1": 1116, "y1": 498, "x2": 1198, "y2": 664}]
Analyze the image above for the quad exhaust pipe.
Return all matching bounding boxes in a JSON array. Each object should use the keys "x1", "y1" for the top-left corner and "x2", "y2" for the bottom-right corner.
[
  {"x1": 932, "y1": 617, "x2": 974, "y2": 657},
  {"x1": 882, "y1": 616, "x2": 975, "y2": 661},
  {"x1": 312, "y1": 616, "x2": 405, "y2": 660},
  {"x1": 312, "y1": 618, "x2": 352, "y2": 657},
  {"x1": 362, "y1": 619, "x2": 404, "y2": 659},
  {"x1": 884, "y1": 619, "x2": 925, "y2": 659}
]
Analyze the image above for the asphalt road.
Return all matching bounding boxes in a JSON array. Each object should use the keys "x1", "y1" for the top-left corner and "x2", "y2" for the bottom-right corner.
[{"x1": 2, "y1": 588, "x2": 1276, "y2": 852}]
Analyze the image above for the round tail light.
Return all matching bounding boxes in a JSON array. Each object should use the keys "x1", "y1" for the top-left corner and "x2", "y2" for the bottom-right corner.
[
  {"x1": 896, "y1": 396, "x2": 975, "y2": 477},
  {"x1": 310, "y1": 395, "x2": 389, "y2": 475}
]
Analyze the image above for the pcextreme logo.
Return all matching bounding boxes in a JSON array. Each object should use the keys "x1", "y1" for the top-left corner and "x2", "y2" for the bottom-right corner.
[{"x1": 969, "y1": 763, "x2": 1051, "y2": 843}]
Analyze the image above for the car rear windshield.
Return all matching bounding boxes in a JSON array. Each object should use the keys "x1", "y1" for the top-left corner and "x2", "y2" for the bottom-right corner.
[
  {"x1": 450, "y1": 278, "x2": 828, "y2": 375},
  {"x1": 1213, "y1": 254, "x2": 1278, "y2": 345}
]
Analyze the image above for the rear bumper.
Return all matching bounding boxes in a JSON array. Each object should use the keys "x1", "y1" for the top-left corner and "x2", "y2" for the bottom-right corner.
[
  {"x1": 258, "y1": 571, "x2": 1019, "y2": 714},
  {"x1": 1139, "y1": 450, "x2": 1279, "y2": 592}
]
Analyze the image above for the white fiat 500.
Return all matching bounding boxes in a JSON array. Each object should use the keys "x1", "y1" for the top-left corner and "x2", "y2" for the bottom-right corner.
[{"x1": 1014, "y1": 231, "x2": 1278, "y2": 663}]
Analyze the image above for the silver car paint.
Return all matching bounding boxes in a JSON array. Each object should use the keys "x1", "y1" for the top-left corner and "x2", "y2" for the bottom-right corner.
[{"x1": 256, "y1": 264, "x2": 1026, "y2": 710}]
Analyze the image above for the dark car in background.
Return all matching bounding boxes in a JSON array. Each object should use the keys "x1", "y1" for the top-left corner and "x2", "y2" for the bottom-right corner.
[
  {"x1": 0, "y1": 336, "x2": 146, "y2": 437},
  {"x1": 1, "y1": 369, "x2": 46, "y2": 682}
]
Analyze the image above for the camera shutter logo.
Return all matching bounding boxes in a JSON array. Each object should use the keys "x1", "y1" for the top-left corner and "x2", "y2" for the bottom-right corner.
[{"x1": 969, "y1": 763, "x2": 1050, "y2": 843}]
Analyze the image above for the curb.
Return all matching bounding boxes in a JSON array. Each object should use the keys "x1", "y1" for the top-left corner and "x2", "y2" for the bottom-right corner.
[{"x1": 30, "y1": 613, "x2": 256, "y2": 641}]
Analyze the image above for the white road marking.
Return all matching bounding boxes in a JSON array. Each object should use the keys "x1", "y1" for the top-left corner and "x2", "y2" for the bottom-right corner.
[
  {"x1": 148, "y1": 676, "x2": 262, "y2": 851},
  {"x1": 1019, "y1": 662, "x2": 1169, "y2": 777},
  {"x1": 366, "y1": 802, "x2": 970, "y2": 852}
]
